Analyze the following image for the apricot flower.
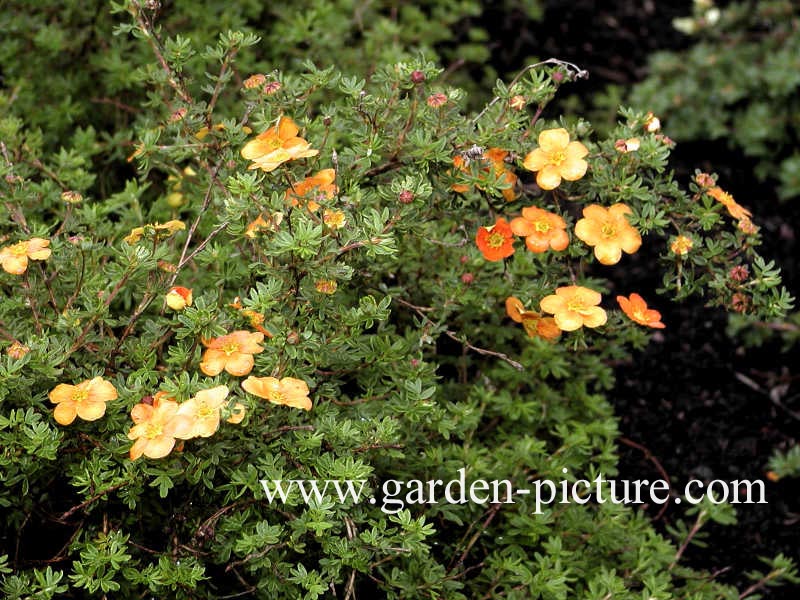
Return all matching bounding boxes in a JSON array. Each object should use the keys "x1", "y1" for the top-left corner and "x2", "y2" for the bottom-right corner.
[
  {"x1": 510, "y1": 206, "x2": 569, "y2": 253},
  {"x1": 574, "y1": 203, "x2": 642, "y2": 265},
  {"x1": 286, "y1": 168, "x2": 338, "y2": 211},
  {"x1": 176, "y1": 385, "x2": 230, "y2": 438},
  {"x1": 241, "y1": 116, "x2": 318, "y2": 172},
  {"x1": 522, "y1": 128, "x2": 589, "y2": 190},
  {"x1": 0, "y1": 238, "x2": 51, "y2": 275},
  {"x1": 49, "y1": 376, "x2": 118, "y2": 426},
  {"x1": 617, "y1": 293, "x2": 665, "y2": 329},
  {"x1": 540, "y1": 286, "x2": 607, "y2": 332},
  {"x1": 124, "y1": 220, "x2": 185, "y2": 245},
  {"x1": 199, "y1": 330, "x2": 265, "y2": 377},
  {"x1": 127, "y1": 393, "x2": 194, "y2": 460},
  {"x1": 505, "y1": 297, "x2": 560, "y2": 340},
  {"x1": 242, "y1": 376, "x2": 312, "y2": 411},
  {"x1": 475, "y1": 217, "x2": 515, "y2": 261}
]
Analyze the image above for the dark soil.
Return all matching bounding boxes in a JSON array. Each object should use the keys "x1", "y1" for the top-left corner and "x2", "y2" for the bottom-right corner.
[{"x1": 480, "y1": 0, "x2": 800, "y2": 596}]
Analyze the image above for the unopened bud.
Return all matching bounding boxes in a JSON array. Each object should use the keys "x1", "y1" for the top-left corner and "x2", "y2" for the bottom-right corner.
[{"x1": 411, "y1": 70, "x2": 426, "y2": 84}]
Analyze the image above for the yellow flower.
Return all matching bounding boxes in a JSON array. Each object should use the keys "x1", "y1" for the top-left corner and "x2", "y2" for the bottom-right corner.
[
  {"x1": 242, "y1": 376, "x2": 312, "y2": 411},
  {"x1": 199, "y1": 330, "x2": 265, "y2": 377},
  {"x1": 175, "y1": 385, "x2": 230, "y2": 438},
  {"x1": 540, "y1": 286, "x2": 607, "y2": 332},
  {"x1": 241, "y1": 116, "x2": 318, "y2": 172},
  {"x1": 49, "y1": 376, "x2": 118, "y2": 426},
  {"x1": 522, "y1": 128, "x2": 589, "y2": 190},
  {"x1": 574, "y1": 203, "x2": 642, "y2": 265},
  {"x1": 166, "y1": 286, "x2": 193, "y2": 310},
  {"x1": 323, "y1": 209, "x2": 346, "y2": 229},
  {"x1": 670, "y1": 235, "x2": 693, "y2": 256},
  {"x1": 127, "y1": 393, "x2": 194, "y2": 460},
  {"x1": 124, "y1": 220, "x2": 185, "y2": 245},
  {"x1": 0, "y1": 238, "x2": 52, "y2": 275}
]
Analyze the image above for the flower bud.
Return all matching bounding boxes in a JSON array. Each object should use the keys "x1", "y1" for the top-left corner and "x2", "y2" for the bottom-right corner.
[{"x1": 166, "y1": 286, "x2": 193, "y2": 310}]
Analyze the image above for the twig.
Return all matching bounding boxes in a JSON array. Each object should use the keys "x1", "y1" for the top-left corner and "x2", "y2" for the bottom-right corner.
[
  {"x1": 56, "y1": 482, "x2": 128, "y2": 522},
  {"x1": 448, "y1": 503, "x2": 503, "y2": 573},
  {"x1": 669, "y1": 510, "x2": 707, "y2": 570},
  {"x1": 618, "y1": 436, "x2": 672, "y2": 520},
  {"x1": 472, "y1": 58, "x2": 588, "y2": 125}
]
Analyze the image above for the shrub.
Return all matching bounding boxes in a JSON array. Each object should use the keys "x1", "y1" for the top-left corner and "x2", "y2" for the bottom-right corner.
[{"x1": 0, "y1": 1, "x2": 796, "y2": 598}]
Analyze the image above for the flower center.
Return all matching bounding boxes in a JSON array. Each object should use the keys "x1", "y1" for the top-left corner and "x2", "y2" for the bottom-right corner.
[
  {"x1": 633, "y1": 310, "x2": 646, "y2": 322},
  {"x1": 548, "y1": 150, "x2": 566, "y2": 166},
  {"x1": 197, "y1": 404, "x2": 214, "y2": 419},
  {"x1": 268, "y1": 391, "x2": 285, "y2": 403},
  {"x1": 144, "y1": 422, "x2": 163, "y2": 439},
  {"x1": 534, "y1": 220, "x2": 551, "y2": 233},
  {"x1": 72, "y1": 389, "x2": 89, "y2": 403},
  {"x1": 487, "y1": 232, "x2": 505, "y2": 248},
  {"x1": 601, "y1": 223, "x2": 617, "y2": 238},
  {"x1": 11, "y1": 244, "x2": 27, "y2": 256},
  {"x1": 221, "y1": 342, "x2": 240, "y2": 356}
]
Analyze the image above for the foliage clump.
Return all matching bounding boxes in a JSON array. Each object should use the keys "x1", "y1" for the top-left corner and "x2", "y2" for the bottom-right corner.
[{"x1": 0, "y1": 1, "x2": 796, "y2": 598}]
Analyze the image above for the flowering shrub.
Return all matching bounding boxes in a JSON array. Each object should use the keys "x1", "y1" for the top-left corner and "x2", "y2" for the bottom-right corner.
[{"x1": 0, "y1": 1, "x2": 796, "y2": 598}]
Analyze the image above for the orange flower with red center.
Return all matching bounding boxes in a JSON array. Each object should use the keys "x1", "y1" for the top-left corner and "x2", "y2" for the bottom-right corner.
[
  {"x1": 574, "y1": 203, "x2": 642, "y2": 265},
  {"x1": 505, "y1": 297, "x2": 560, "y2": 340},
  {"x1": 175, "y1": 385, "x2": 230, "y2": 438},
  {"x1": 452, "y1": 148, "x2": 518, "y2": 202},
  {"x1": 510, "y1": 206, "x2": 569, "y2": 253},
  {"x1": 522, "y1": 128, "x2": 589, "y2": 190},
  {"x1": 166, "y1": 286, "x2": 193, "y2": 311},
  {"x1": 707, "y1": 186, "x2": 752, "y2": 221},
  {"x1": 286, "y1": 168, "x2": 338, "y2": 211},
  {"x1": 475, "y1": 217, "x2": 515, "y2": 261},
  {"x1": 49, "y1": 376, "x2": 118, "y2": 426},
  {"x1": 0, "y1": 238, "x2": 51, "y2": 275},
  {"x1": 617, "y1": 293, "x2": 665, "y2": 329},
  {"x1": 241, "y1": 116, "x2": 319, "y2": 172},
  {"x1": 127, "y1": 393, "x2": 194, "y2": 460},
  {"x1": 199, "y1": 331, "x2": 265, "y2": 377},
  {"x1": 540, "y1": 286, "x2": 607, "y2": 332},
  {"x1": 242, "y1": 376, "x2": 312, "y2": 411}
]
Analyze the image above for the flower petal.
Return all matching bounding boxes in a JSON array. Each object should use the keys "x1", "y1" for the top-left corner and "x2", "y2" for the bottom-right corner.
[
  {"x1": 554, "y1": 310, "x2": 583, "y2": 331},
  {"x1": 522, "y1": 148, "x2": 548, "y2": 172},
  {"x1": 538, "y1": 128, "x2": 570, "y2": 154},
  {"x1": 581, "y1": 306, "x2": 608, "y2": 328},
  {"x1": 536, "y1": 165, "x2": 562, "y2": 190},
  {"x1": 54, "y1": 402, "x2": 77, "y2": 425}
]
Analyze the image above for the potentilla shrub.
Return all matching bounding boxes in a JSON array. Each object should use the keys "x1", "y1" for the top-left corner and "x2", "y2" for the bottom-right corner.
[{"x1": 0, "y1": 1, "x2": 796, "y2": 599}]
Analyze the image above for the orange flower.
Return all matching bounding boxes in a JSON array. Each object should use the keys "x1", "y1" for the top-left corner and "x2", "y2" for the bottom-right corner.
[
  {"x1": 243, "y1": 74, "x2": 266, "y2": 89},
  {"x1": 574, "y1": 203, "x2": 642, "y2": 265},
  {"x1": 0, "y1": 238, "x2": 51, "y2": 275},
  {"x1": 707, "y1": 186, "x2": 752, "y2": 221},
  {"x1": 451, "y1": 149, "x2": 518, "y2": 201},
  {"x1": 175, "y1": 385, "x2": 230, "y2": 438},
  {"x1": 49, "y1": 376, "x2": 118, "y2": 426},
  {"x1": 476, "y1": 217, "x2": 515, "y2": 261},
  {"x1": 483, "y1": 148, "x2": 519, "y2": 202},
  {"x1": 241, "y1": 116, "x2": 318, "y2": 172},
  {"x1": 505, "y1": 297, "x2": 560, "y2": 340},
  {"x1": 510, "y1": 206, "x2": 569, "y2": 253},
  {"x1": 199, "y1": 331, "x2": 265, "y2": 377},
  {"x1": 166, "y1": 286, "x2": 193, "y2": 311},
  {"x1": 522, "y1": 128, "x2": 589, "y2": 190},
  {"x1": 127, "y1": 393, "x2": 194, "y2": 460},
  {"x1": 540, "y1": 286, "x2": 607, "y2": 332},
  {"x1": 315, "y1": 279, "x2": 338, "y2": 294},
  {"x1": 670, "y1": 235, "x2": 693, "y2": 256},
  {"x1": 509, "y1": 95, "x2": 527, "y2": 111},
  {"x1": 242, "y1": 376, "x2": 312, "y2": 411},
  {"x1": 617, "y1": 293, "x2": 665, "y2": 329},
  {"x1": 286, "y1": 168, "x2": 338, "y2": 211}
]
